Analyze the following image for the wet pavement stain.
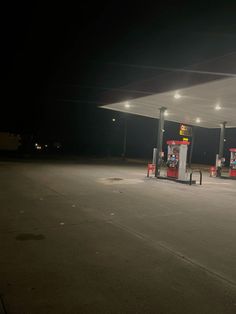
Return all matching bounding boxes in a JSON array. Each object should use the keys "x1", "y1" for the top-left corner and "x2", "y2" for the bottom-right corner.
[
  {"x1": 15, "y1": 233, "x2": 45, "y2": 241},
  {"x1": 108, "y1": 177, "x2": 123, "y2": 181}
]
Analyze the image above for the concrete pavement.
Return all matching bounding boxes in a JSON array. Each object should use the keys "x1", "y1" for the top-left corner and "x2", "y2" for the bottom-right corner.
[{"x1": 0, "y1": 159, "x2": 236, "y2": 313}]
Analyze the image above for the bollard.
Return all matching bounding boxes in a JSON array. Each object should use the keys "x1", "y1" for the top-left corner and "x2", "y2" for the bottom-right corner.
[{"x1": 209, "y1": 166, "x2": 216, "y2": 177}]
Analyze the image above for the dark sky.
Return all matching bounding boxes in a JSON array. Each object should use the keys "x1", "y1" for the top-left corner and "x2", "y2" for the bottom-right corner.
[{"x1": 2, "y1": 1, "x2": 236, "y2": 161}]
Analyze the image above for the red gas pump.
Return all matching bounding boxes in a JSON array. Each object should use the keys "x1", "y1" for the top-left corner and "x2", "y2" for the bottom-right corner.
[
  {"x1": 166, "y1": 140, "x2": 190, "y2": 181},
  {"x1": 166, "y1": 148, "x2": 179, "y2": 178},
  {"x1": 229, "y1": 148, "x2": 236, "y2": 178}
]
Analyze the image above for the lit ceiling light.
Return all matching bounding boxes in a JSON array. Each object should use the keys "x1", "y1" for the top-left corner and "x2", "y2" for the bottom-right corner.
[
  {"x1": 164, "y1": 111, "x2": 169, "y2": 116},
  {"x1": 215, "y1": 104, "x2": 222, "y2": 110},
  {"x1": 174, "y1": 92, "x2": 181, "y2": 99},
  {"x1": 196, "y1": 117, "x2": 201, "y2": 123},
  {"x1": 112, "y1": 118, "x2": 116, "y2": 122},
  {"x1": 124, "y1": 102, "x2": 130, "y2": 108}
]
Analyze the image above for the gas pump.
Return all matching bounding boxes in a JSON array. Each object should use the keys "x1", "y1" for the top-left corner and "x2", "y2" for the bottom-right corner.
[
  {"x1": 215, "y1": 154, "x2": 226, "y2": 177},
  {"x1": 166, "y1": 140, "x2": 190, "y2": 181},
  {"x1": 229, "y1": 148, "x2": 236, "y2": 178}
]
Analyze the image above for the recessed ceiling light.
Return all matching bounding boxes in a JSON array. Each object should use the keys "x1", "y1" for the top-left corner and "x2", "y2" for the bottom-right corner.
[
  {"x1": 196, "y1": 117, "x2": 201, "y2": 123},
  {"x1": 174, "y1": 92, "x2": 181, "y2": 99},
  {"x1": 112, "y1": 118, "x2": 116, "y2": 122}
]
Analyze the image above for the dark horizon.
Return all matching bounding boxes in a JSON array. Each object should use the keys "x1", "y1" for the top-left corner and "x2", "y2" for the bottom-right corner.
[{"x1": 2, "y1": 2, "x2": 236, "y2": 163}]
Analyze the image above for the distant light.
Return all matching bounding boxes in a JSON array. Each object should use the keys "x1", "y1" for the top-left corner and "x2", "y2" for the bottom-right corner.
[
  {"x1": 124, "y1": 102, "x2": 130, "y2": 108},
  {"x1": 224, "y1": 138, "x2": 226, "y2": 142},
  {"x1": 45, "y1": 144, "x2": 48, "y2": 148},
  {"x1": 35, "y1": 143, "x2": 38, "y2": 147},
  {"x1": 164, "y1": 111, "x2": 169, "y2": 116},
  {"x1": 196, "y1": 117, "x2": 201, "y2": 123},
  {"x1": 215, "y1": 104, "x2": 222, "y2": 110},
  {"x1": 174, "y1": 92, "x2": 181, "y2": 99},
  {"x1": 112, "y1": 118, "x2": 116, "y2": 122},
  {"x1": 36, "y1": 145, "x2": 42, "y2": 150}
]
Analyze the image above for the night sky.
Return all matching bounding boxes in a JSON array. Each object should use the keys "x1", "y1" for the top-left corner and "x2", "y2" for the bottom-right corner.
[{"x1": 2, "y1": 2, "x2": 236, "y2": 163}]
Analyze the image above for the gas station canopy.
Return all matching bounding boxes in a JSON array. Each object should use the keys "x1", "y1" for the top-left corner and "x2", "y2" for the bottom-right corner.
[{"x1": 101, "y1": 77, "x2": 236, "y2": 128}]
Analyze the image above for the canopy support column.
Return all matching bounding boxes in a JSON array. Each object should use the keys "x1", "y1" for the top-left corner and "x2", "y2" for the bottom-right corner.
[
  {"x1": 188, "y1": 126, "x2": 195, "y2": 168},
  {"x1": 155, "y1": 107, "x2": 166, "y2": 177},
  {"x1": 219, "y1": 122, "x2": 226, "y2": 158},
  {"x1": 217, "y1": 121, "x2": 227, "y2": 177}
]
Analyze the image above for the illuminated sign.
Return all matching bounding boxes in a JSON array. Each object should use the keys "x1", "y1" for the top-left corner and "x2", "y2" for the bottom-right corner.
[
  {"x1": 182, "y1": 137, "x2": 189, "y2": 142},
  {"x1": 179, "y1": 124, "x2": 192, "y2": 136}
]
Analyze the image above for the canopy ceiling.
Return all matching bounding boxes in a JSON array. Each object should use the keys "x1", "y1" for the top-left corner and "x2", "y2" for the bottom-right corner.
[{"x1": 102, "y1": 77, "x2": 236, "y2": 128}]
